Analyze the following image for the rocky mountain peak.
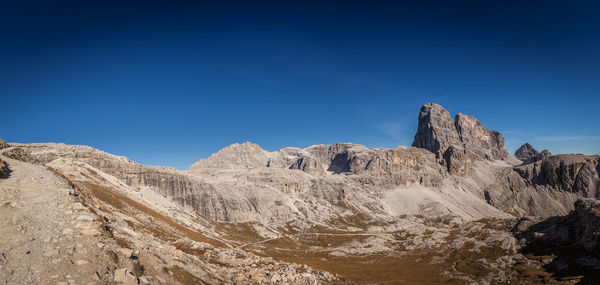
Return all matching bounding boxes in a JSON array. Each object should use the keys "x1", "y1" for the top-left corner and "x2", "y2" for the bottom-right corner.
[
  {"x1": 412, "y1": 103, "x2": 507, "y2": 160},
  {"x1": 515, "y1": 143, "x2": 539, "y2": 161},
  {"x1": 412, "y1": 103, "x2": 461, "y2": 155},
  {"x1": 189, "y1": 141, "x2": 270, "y2": 170}
]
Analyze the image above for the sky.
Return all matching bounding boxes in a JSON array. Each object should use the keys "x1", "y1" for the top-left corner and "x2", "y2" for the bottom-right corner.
[{"x1": 1, "y1": 1, "x2": 599, "y2": 169}]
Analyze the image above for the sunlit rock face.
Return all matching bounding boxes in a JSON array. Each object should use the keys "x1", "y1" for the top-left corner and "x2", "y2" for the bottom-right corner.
[{"x1": 412, "y1": 103, "x2": 507, "y2": 160}]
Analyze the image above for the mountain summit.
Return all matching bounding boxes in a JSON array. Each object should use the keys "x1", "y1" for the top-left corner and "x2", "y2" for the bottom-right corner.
[{"x1": 412, "y1": 103, "x2": 507, "y2": 160}]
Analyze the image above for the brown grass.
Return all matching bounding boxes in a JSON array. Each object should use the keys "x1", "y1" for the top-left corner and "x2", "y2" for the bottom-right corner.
[
  {"x1": 113, "y1": 236, "x2": 131, "y2": 249},
  {"x1": 169, "y1": 266, "x2": 207, "y2": 285},
  {"x1": 172, "y1": 240, "x2": 208, "y2": 256},
  {"x1": 75, "y1": 181, "x2": 225, "y2": 247}
]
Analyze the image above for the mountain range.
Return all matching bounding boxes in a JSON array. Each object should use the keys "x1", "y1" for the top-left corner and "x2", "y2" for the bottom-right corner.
[{"x1": 1, "y1": 103, "x2": 599, "y2": 284}]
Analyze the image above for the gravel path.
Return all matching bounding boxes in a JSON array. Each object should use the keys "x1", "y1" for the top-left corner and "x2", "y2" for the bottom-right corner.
[{"x1": 0, "y1": 156, "x2": 110, "y2": 285}]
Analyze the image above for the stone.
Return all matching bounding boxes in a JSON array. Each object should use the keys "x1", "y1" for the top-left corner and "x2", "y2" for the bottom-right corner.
[
  {"x1": 114, "y1": 268, "x2": 138, "y2": 285},
  {"x1": 234, "y1": 272, "x2": 245, "y2": 281},
  {"x1": 251, "y1": 273, "x2": 261, "y2": 281},
  {"x1": 0, "y1": 138, "x2": 8, "y2": 149},
  {"x1": 117, "y1": 248, "x2": 134, "y2": 258},
  {"x1": 80, "y1": 229, "x2": 100, "y2": 236},
  {"x1": 75, "y1": 259, "x2": 88, "y2": 265}
]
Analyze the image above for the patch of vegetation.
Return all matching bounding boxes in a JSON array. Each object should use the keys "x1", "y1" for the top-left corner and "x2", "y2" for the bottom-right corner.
[
  {"x1": 172, "y1": 240, "x2": 208, "y2": 257},
  {"x1": 169, "y1": 266, "x2": 207, "y2": 285}
]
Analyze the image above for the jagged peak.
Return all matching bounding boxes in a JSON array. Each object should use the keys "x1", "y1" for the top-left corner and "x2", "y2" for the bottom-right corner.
[{"x1": 413, "y1": 103, "x2": 507, "y2": 160}]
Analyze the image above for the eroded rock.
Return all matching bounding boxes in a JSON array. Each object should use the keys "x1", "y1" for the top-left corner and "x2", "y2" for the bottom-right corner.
[
  {"x1": 515, "y1": 143, "x2": 538, "y2": 161},
  {"x1": 412, "y1": 103, "x2": 507, "y2": 160}
]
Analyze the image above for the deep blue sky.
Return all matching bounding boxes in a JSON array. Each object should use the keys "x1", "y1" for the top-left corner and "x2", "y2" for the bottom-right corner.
[{"x1": 2, "y1": 1, "x2": 599, "y2": 169}]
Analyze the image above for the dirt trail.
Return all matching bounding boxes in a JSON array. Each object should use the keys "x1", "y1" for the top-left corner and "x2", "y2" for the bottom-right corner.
[{"x1": 0, "y1": 157, "x2": 112, "y2": 285}]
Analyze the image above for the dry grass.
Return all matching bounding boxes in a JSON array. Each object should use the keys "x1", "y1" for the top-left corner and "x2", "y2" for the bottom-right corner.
[
  {"x1": 75, "y1": 180, "x2": 225, "y2": 247},
  {"x1": 169, "y1": 266, "x2": 207, "y2": 285},
  {"x1": 113, "y1": 236, "x2": 131, "y2": 249},
  {"x1": 172, "y1": 240, "x2": 208, "y2": 257},
  {"x1": 263, "y1": 248, "x2": 463, "y2": 284}
]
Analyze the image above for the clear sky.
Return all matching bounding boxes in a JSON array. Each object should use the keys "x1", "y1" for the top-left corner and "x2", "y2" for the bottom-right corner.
[{"x1": 2, "y1": 1, "x2": 599, "y2": 169}]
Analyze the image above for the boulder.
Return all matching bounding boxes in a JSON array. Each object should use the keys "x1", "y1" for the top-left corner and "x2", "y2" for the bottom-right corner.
[{"x1": 114, "y1": 268, "x2": 138, "y2": 285}]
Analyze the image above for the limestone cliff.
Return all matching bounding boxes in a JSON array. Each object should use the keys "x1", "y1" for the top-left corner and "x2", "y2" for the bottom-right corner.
[{"x1": 412, "y1": 103, "x2": 507, "y2": 160}]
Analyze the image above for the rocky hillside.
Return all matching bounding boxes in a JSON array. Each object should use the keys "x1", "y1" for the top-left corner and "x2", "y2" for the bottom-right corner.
[{"x1": 516, "y1": 198, "x2": 600, "y2": 283}]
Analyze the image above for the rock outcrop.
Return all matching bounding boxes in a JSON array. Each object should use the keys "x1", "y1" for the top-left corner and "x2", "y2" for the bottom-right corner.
[
  {"x1": 289, "y1": 156, "x2": 324, "y2": 174},
  {"x1": 412, "y1": 103, "x2": 462, "y2": 155},
  {"x1": 517, "y1": 199, "x2": 600, "y2": 282},
  {"x1": 522, "y1": 149, "x2": 552, "y2": 165},
  {"x1": 515, "y1": 143, "x2": 538, "y2": 161},
  {"x1": 0, "y1": 138, "x2": 8, "y2": 149},
  {"x1": 3, "y1": 147, "x2": 39, "y2": 164},
  {"x1": 485, "y1": 154, "x2": 600, "y2": 217},
  {"x1": 190, "y1": 142, "x2": 270, "y2": 170},
  {"x1": 441, "y1": 145, "x2": 480, "y2": 176},
  {"x1": 0, "y1": 159, "x2": 7, "y2": 177},
  {"x1": 515, "y1": 154, "x2": 600, "y2": 196},
  {"x1": 412, "y1": 103, "x2": 507, "y2": 160}
]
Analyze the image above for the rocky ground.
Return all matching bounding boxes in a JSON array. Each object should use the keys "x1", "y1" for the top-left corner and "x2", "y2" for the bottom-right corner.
[{"x1": 0, "y1": 153, "x2": 337, "y2": 284}]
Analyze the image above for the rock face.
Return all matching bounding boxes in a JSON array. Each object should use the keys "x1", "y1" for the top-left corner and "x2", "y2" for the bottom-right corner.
[
  {"x1": 517, "y1": 199, "x2": 600, "y2": 281},
  {"x1": 3, "y1": 147, "x2": 39, "y2": 164},
  {"x1": 289, "y1": 156, "x2": 324, "y2": 174},
  {"x1": 522, "y1": 149, "x2": 552, "y2": 165},
  {"x1": 190, "y1": 142, "x2": 270, "y2": 169},
  {"x1": 515, "y1": 154, "x2": 600, "y2": 196},
  {"x1": 485, "y1": 154, "x2": 600, "y2": 217},
  {"x1": 412, "y1": 103, "x2": 507, "y2": 160},
  {"x1": 441, "y1": 146, "x2": 479, "y2": 176},
  {"x1": 515, "y1": 143, "x2": 538, "y2": 161},
  {"x1": 412, "y1": 103, "x2": 461, "y2": 155},
  {"x1": 0, "y1": 138, "x2": 8, "y2": 149}
]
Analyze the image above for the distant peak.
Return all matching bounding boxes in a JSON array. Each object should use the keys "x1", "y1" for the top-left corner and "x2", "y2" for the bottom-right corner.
[
  {"x1": 515, "y1": 143, "x2": 539, "y2": 161},
  {"x1": 413, "y1": 103, "x2": 507, "y2": 160},
  {"x1": 220, "y1": 141, "x2": 264, "y2": 152}
]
